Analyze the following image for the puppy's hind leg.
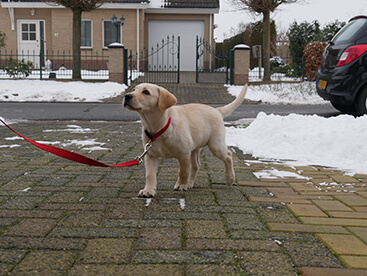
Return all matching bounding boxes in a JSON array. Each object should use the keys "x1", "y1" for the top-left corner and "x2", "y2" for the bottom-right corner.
[
  {"x1": 208, "y1": 142, "x2": 235, "y2": 186},
  {"x1": 188, "y1": 149, "x2": 201, "y2": 189}
]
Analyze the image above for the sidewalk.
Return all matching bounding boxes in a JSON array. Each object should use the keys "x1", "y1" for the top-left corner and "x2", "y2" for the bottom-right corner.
[{"x1": 0, "y1": 120, "x2": 366, "y2": 275}]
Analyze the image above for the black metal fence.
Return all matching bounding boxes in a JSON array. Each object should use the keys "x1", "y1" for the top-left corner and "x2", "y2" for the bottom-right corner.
[
  {"x1": 127, "y1": 35, "x2": 180, "y2": 85},
  {"x1": 0, "y1": 50, "x2": 109, "y2": 80},
  {"x1": 196, "y1": 36, "x2": 230, "y2": 84}
]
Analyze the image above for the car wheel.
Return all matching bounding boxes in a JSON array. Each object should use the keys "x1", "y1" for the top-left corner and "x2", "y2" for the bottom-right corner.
[
  {"x1": 355, "y1": 86, "x2": 367, "y2": 115},
  {"x1": 330, "y1": 101, "x2": 356, "y2": 114}
]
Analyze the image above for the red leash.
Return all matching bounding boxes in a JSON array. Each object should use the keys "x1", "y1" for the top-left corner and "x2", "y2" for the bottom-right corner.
[{"x1": 0, "y1": 118, "x2": 171, "y2": 168}]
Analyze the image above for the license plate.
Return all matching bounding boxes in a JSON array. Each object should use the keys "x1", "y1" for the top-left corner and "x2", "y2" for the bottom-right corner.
[{"x1": 318, "y1": 79, "x2": 327, "y2": 90}]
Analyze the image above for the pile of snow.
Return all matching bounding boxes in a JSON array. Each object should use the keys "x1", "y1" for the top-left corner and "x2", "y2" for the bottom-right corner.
[
  {"x1": 226, "y1": 112, "x2": 367, "y2": 175},
  {"x1": 0, "y1": 80, "x2": 127, "y2": 102},
  {"x1": 227, "y1": 82, "x2": 327, "y2": 105}
]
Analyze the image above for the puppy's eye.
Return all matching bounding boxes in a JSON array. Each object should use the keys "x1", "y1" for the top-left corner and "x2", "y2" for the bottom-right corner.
[{"x1": 142, "y1": 90, "x2": 150, "y2": 95}]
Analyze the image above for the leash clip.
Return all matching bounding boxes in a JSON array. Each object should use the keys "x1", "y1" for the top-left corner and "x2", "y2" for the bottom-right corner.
[{"x1": 136, "y1": 141, "x2": 152, "y2": 164}]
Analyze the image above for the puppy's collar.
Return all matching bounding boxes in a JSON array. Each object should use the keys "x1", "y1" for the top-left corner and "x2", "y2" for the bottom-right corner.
[{"x1": 144, "y1": 117, "x2": 171, "y2": 142}]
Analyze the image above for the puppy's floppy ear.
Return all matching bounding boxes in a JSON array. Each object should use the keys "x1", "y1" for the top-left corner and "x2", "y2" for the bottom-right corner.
[{"x1": 158, "y1": 86, "x2": 177, "y2": 112}]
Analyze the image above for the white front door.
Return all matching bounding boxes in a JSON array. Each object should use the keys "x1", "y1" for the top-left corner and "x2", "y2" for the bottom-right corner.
[{"x1": 17, "y1": 20, "x2": 45, "y2": 68}]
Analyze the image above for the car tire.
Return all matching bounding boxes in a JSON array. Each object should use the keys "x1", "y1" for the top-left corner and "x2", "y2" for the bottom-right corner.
[
  {"x1": 355, "y1": 86, "x2": 367, "y2": 115},
  {"x1": 330, "y1": 101, "x2": 356, "y2": 114}
]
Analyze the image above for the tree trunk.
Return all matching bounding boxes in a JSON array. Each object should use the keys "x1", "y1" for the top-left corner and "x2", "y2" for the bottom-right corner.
[
  {"x1": 72, "y1": 8, "x2": 82, "y2": 79},
  {"x1": 262, "y1": 9, "x2": 271, "y2": 81}
]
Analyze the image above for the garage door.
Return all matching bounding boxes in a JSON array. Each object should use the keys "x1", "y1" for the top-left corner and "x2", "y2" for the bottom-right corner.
[{"x1": 148, "y1": 20, "x2": 205, "y2": 71}]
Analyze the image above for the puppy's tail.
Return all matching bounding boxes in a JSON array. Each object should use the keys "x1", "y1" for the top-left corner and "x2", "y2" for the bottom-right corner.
[{"x1": 217, "y1": 84, "x2": 248, "y2": 118}]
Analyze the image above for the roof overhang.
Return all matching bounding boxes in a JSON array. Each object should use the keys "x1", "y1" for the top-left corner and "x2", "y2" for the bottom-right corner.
[
  {"x1": 0, "y1": 1, "x2": 149, "y2": 9},
  {"x1": 146, "y1": 8, "x2": 219, "y2": 14}
]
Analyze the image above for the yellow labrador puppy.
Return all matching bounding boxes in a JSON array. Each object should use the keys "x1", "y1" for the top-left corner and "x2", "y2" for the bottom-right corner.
[{"x1": 123, "y1": 83, "x2": 248, "y2": 197}]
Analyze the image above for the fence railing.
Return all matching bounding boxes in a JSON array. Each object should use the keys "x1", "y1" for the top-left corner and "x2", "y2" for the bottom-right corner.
[{"x1": 0, "y1": 50, "x2": 109, "y2": 80}]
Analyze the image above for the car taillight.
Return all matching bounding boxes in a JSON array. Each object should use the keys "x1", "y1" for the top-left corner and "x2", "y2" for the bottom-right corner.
[{"x1": 336, "y1": 45, "x2": 367, "y2": 67}]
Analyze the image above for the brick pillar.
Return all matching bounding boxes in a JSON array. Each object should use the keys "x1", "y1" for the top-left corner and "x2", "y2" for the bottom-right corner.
[
  {"x1": 108, "y1": 43, "x2": 125, "y2": 84},
  {"x1": 233, "y1": 44, "x2": 250, "y2": 85}
]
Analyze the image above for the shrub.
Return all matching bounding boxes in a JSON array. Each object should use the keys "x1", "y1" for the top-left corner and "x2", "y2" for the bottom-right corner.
[
  {"x1": 1, "y1": 57, "x2": 34, "y2": 78},
  {"x1": 303, "y1": 41, "x2": 328, "y2": 81}
]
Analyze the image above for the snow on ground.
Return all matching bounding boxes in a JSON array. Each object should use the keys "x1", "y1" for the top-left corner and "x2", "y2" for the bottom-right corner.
[
  {"x1": 0, "y1": 80, "x2": 126, "y2": 102},
  {"x1": 227, "y1": 82, "x2": 328, "y2": 105},
  {"x1": 226, "y1": 112, "x2": 367, "y2": 175}
]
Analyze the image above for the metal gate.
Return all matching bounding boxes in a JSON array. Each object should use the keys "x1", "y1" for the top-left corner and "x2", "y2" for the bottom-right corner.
[
  {"x1": 196, "y1": 36, "x2": 230, "y2": 84},
  {"x1": 127, "y1": 35, "x2": 180, "y2": 85}
]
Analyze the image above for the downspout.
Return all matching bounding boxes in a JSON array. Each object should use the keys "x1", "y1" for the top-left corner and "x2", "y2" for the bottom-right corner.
[
  {"x1": 8, "y1": 8, "x2": 15, "y2": 31},
  {"x1": 136, "y1": 8, "x2": 140, "y2": 70},
  {"x1": 209, "y1": 13, "x2": 212, "y2": 70}
]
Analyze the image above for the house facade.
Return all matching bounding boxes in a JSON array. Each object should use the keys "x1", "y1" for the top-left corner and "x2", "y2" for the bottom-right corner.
[{"x1": 0, "y1": 0, "x2": 219, "y2": 71}]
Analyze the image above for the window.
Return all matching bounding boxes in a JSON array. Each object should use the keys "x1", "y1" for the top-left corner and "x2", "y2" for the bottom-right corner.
[
  {"x1": 81, "y1": 20, "x2": 92, "y2": 48},
  {"x1": 103, "y1": 20, "x2": 121, "y2": 48},
  {"x1": 21, "y1": 23, "x2": 36, "y2": 41}
]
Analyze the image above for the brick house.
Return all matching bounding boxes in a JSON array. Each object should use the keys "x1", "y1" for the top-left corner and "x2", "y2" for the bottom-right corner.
[{"x1": 0, "y1": 0, "x2": 219, "y2": 71}]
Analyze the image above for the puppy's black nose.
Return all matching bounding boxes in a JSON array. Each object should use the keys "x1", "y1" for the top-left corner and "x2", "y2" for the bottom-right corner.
[{"x1": 124, "y1": 94, "x2": 133, "y2": 102}]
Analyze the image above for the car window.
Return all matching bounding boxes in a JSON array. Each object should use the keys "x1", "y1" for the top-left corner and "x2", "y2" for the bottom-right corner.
[{"x1": 332, "y1": 19, "x2": 366, "y2": 43}]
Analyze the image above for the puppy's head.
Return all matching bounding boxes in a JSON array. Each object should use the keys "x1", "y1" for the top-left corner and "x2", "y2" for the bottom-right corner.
[{"x1": 123, "y1": 83, "x2": 177, "y2": 113}]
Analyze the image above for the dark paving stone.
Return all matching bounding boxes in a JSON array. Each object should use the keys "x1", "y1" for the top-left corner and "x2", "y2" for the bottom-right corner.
[
  {"x1": 10, "y1": 250, "x2": 77, "y2": 275},
  {"x1": 238, "y1": 251, "x2": 297, "y2": 276},
  {"x1": 132, "y1": 250, "x2": 235, "y2": 264},
  {"x1": 137, "y1": 228, "x2": 182, "y2": 250},
  {"x1": 283, "y1": 241, "x2": 343, "y2": 268},
  {"x1": 78, "y1": 239, "x2": 133, "y2": 264}
]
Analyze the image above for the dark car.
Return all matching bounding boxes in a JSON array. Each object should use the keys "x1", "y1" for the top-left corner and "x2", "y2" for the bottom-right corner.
[{"x1": 316, "y1": 15, "x2": 367, "y2": 115}]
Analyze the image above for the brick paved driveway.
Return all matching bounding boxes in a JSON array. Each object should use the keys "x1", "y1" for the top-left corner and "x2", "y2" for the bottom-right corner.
[{"x1": 0, "y1": 121, "x2": 366, "y2": 275}]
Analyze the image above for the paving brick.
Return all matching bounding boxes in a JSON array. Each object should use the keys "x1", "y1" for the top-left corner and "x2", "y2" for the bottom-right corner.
[
  {"x1": 339, "y1": 255, "x2": 367, "y2": 269},
  {"x1": 11, "y1": 251, "x2": 77, "y2": 275},
  {"x1": 328, "y1": 211, "x2": 367, "y2": 219},
  {"x1": 317, "y1": 234, "x2": 367, "y2": 255},
  {"x1": 334, "y1": 195, "x2": 367, "y2": 206},
  {"x1": 186, "y1": 239, "x2": 279, "y2": 251},
  {"x1": 186, "y1": 220, "x2": 227, "y2": 239},
  {"x1": 5, "y1": 219, "x2": 57, "y2": 237},
  {"x1": 237, "y1": 181, "x2": 288, "y2": 187},
  {"x1": 267, "y1": 187, "x2": 298, "y2": 197},
  {"x1": 268, "y1": 223, "x2": 349, "y2": 234},
  {"x1": 186, "y1": 264, "x2": 239, "y2": 276},
  {"x1": 288, "y1": 182, "x2": 320, "y2": 192},
  {"x1": 330, "y1": 174, "x2": 358, "y2": 183},
  {"x1": 78, "y1": 239, "x2": 133, "y2": 264},
  {"x1": 301, "y1": 267, "x2": 367, "y2": 276},
  {"x1": 354, "y1": 207, "x2": 367, "y2": 212},
  {"x1": 0, "y1": 237, "x2": 86, "y2": 250},
  {"x1": 287, "y1": 204, "x2": 327, "y2": 217},
  {"x1": 300, "y1": 217, "x2": 367, "y2": 227},
  {"x1": 313, "y1": 200, "x2": 353, "y2": 211},
  {"x1": 249, "y1": 196, "x2": 311, "y2": 204},
  {"x1": 284, "y1": 241, "x2": 342, "y2": 267},
  {"x1": 70, "y1": 264, "x2": 184, "y2": 276},
  {"x1": 132, "y1": 250, "x2": 235, "y2": 264},
  {"x1": 347, "y1": 227, "x2": 367, "y2": 243},
  {"x1": 238, "y1": 251, "x2": 296, "y2": 276},
  {"x1": 137, "y1": 228, "x2": 181, "y2": 250}
]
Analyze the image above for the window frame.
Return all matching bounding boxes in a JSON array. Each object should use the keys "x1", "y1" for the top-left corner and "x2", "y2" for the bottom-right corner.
[
  {"x1": 102, "y1": 19, "x2": 121, "y2": 49},
  {"x1": 81, "y1": 19, "x2": 93, "y2": 49}
]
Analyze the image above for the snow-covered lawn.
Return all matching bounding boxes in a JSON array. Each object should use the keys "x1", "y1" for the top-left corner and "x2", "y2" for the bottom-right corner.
[
  {"x1": 226, "y1": 112, "x2": 367, "y2": 175},
  {"x1": 0, "y1": 80, "x2": 126, "y2": 102}
]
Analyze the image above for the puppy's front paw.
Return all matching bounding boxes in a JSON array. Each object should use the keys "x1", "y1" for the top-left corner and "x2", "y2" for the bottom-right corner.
[{"x1": 138, "y1": 189, "x2": 156, "y2": 198}]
